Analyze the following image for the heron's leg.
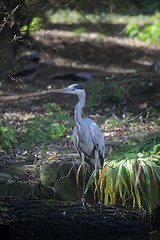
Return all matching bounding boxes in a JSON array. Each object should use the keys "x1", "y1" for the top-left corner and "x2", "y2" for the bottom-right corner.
[
  {"x1": 94, "y1": 152, "x2": 100, "y2": 200},
  {"x1": 81, "y1": 152, "x2": 86, "y2": 209},
  {"x1": 95, "y1": 151, "x2": 103, "y2": 213},
  {"x1": 82, "y1": 152, "x2": 86, "y2": 199},
  {"x1": 76, "y1": 162, "x2": 83, "y2": 199}
]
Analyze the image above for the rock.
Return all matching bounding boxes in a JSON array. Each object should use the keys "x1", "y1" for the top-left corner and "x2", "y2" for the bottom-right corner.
[{"x1": 40, "y1": 159, "x2": 91, "y2": 201}]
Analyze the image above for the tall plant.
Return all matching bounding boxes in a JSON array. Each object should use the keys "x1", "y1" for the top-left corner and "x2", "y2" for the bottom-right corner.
[{"x1": 100, "y1": 157, "x2": 160, "y2": 213}]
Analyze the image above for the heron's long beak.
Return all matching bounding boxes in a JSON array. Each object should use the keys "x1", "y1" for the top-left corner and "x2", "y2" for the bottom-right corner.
[{"x1": 51, "y1": 88, "x2": 69, "y2": 93}]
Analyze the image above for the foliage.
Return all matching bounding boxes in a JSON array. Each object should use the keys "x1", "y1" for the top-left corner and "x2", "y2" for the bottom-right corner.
[
  {"x1": 105, "y1": 113, "x2": 136, "y2": 129},
  {"x1": 100, "y1": 133, "x2": 160, "y2": 213},
  {"x1": 125, "y1": 12, "x2": 160, "y2": 43},
  {"x1": 129, "y1": 75, "x2": 146, "y2": 89},
  {"x1": 0, "y1": 103, "x2": 73, "y2": 152},
  {"x1": 105, "y1": 108, "x2": 160, "y2": 130},
  {"x1": 125, "y1": 22, "x2": 141, "y2": 38},
  {"x1": 0, "y1": 120, "x2": 18, "y2": 150},
  {"x1": 21, "y1": 17, "x2": 42, "y2": 32},
  {"x1": 18, "y1": 103, "x2": 72, "y2": 150}
]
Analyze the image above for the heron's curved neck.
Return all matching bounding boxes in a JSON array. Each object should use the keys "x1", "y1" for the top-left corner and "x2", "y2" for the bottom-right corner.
[{"x1": 74, "y1": 92, "x2": 85, "y2": 124}]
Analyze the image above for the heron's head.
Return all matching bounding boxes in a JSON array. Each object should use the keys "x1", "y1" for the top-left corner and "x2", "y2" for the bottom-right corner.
[{"x1": 52, "y1": 84, "x2": 85, "y2": 97}]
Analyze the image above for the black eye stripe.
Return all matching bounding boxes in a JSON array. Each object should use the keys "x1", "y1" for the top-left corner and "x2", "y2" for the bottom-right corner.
[
  {"x1": 72, "y1": 84, "x2": 83, "y2": 90},
  {"x1": 68, "y1": 84, "x2": 83, "y2": 90}
]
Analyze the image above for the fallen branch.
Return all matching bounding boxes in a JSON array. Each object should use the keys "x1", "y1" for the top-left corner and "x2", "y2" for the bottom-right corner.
[{"x1": 0, "y1": 198, "x2": 149, "y2": 239}]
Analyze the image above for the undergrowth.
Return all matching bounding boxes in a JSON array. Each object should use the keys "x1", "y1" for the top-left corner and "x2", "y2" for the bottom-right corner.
[
  {"x1": 0, "y1": 103, "x2": 72, "y2": 151},
  {"x1": 0, "y1": 120, "x2": 18, "y2": 150}
]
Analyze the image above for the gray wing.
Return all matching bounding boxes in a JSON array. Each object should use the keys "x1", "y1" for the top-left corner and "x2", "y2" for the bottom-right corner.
[
  {"x1": 73, "y1": 126, "x2": 79, "y2": 152},
  {"x1": 73, "y1": 126, "x2": 85, "y2": 156},
  {"x1": 89, "y1": 122, "x2": 105, "y2": 167},
  {"x1": 73, "y1": 124, "x2": 93, "y2": 158}
]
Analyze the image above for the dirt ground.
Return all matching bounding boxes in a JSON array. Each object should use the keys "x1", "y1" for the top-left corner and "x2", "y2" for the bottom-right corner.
[{"x1": 1, "y1": 25, "x2": 160, "y2": 111}]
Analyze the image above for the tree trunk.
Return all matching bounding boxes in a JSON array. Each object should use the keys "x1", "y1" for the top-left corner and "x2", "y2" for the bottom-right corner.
[
  {"x1": 0, "y1": 13, "x2": 15, "y2": 80},
  {"x1": 0, "y1": 198, "x2": 149, "y2": 239},
  {"x1": 0, "y1": 1, "x2": 23, "y2": 82}
]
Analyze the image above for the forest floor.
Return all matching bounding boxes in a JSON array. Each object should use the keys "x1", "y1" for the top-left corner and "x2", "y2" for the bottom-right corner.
[{"x1": 0, "y1": 20, "x2": 160, "y2": 161}]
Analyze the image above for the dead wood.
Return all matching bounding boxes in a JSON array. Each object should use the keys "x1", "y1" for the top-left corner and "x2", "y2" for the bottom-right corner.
[{"x1": 0, "y1": 198, "x2": 149, "y2": 239}]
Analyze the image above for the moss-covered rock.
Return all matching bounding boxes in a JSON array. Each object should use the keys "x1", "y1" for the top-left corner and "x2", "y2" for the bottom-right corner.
[
  {"x1": 40, "y1": 160, "x2": 92, "y2": 201},
  {"x1": 40, "y1": 159, "x2": 82, "y2": 201},
  {"x1": 0, "y1": 155, "x2": 93, "y2": 201}
]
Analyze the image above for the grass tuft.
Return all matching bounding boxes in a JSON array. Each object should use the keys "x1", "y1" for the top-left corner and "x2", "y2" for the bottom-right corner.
[{"x1": 100, "y1": 133, "x2": 160, "y2": 213}]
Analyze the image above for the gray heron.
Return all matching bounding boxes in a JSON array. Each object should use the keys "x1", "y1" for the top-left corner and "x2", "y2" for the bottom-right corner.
[{"x1": 52, "y1": 83, "x2": 105, "y2": 204}]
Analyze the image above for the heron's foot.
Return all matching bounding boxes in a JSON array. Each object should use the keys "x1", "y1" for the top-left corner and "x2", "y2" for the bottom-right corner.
[
  {"x1": 81, "y1": 198, "x2": 92, "y2": 211},
  {"x1": 98, "y1": 200, "x2": 103, "y2": 214},
  {"x1": 81, "y1": 197, "x2": 86, "y2": 210}
]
